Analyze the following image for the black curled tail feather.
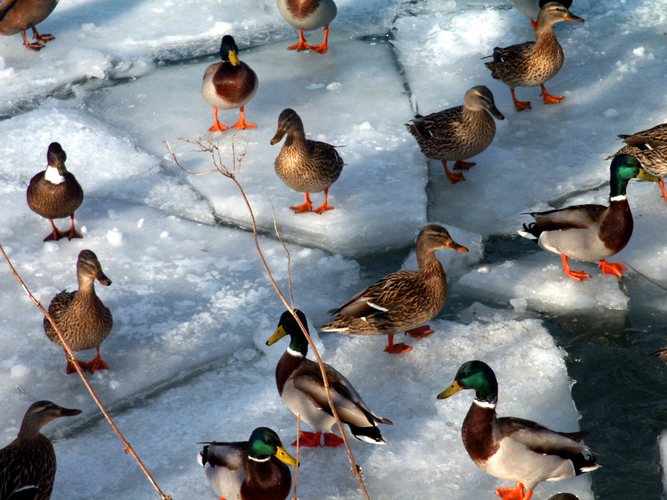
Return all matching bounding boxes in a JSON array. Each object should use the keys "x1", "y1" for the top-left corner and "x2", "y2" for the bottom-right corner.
[
  {"x1": 521, "y1": 222, "x2": 543, "y2": 239},
  {"x1": 349, "y1": 425, "x2": 386, "y2": 444},
  {"x1": 571, "y1": 450, "x2": 600, "y2": 475}
]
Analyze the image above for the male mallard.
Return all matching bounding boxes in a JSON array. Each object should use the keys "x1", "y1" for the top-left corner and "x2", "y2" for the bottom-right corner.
[
  {"x1": 266, "y1": 310, "x2": 392, "y2": 447},
  {"x1": 513, "y1": 0, "x2": 573, "y2": 29},
  {"x1": 520, "y1": 155, "x2": 657, "y2": 281},
  {"x1": 198, "y1": 427, "x2": 296, "y2": 500},
  {"x1": 438, "y1": 361, "x2": 599, "y2": 500},
  {"x1": 27, "y1": 142, "x2": 84, "y2": 242},
  {"x1": 202, "y1": 35, "x2": 258, "y2": 132},
  {"x1": 406, "y1": 85, "x2": 505, "y2": 184},
  {"x1": 270, "y1": 108, "x2": 344, "y2": 214},
  {"x1": 277, "y1": 0, "x2": 336, "y2": 54},
  {"x1": 44, "y1": 249, "x2": 113, "y2": 374},
  {"x1": 609, "y1": 123, "x2": 667, "y2": 204},
  {"x1": 0, "y1": 0, "x2": 59, "y2": 51},
  {"x1": 485, "y1": 2, "x2": 584, "y2": 112},
  {"x1": 0, "y1": 401, "x2": 81, "y2": 500},
  {"x1": 321, "y1": 224, "x2": 468, "y2": 354}
]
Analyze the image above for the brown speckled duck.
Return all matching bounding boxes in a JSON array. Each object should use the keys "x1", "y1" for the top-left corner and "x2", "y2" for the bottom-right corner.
[
  {"x1": 267, "y1": 310, "x2": 392, "y2": 447},
  {"x1": 270, "y1": 108, "x2": 344, "y2": 214},
  {"x1": 321, "y1": 224, "x2": 468, "y2": 354},
  {"x1": 202, "y1": 35, "x2": 258, "y2": 132},
  {"x1": 485, "y1": 2, "x2": 584, "y2": 112},
  {"x1": 277, "y1": 0, "x2": 337, "y2": 54},
  {"x1": 0, "y1": 401, "x2": 81, "y2": 500},
  {"x1": 513, "y1": 0, "x2": 573, "y2": 29},
  {"x1": 44, "y1": 249, "x2": 113, "y2": 374},
  {"x1": 27, "y1": 142, "x2": 84, "y2": 242},
  {"x1": 0, "y1": 0, "x2": 59, "y2": 50},
  {"x1": 438, "y1": 361, "x2": 599, "y2": 500},
  {"x1": 609, "y1": 123, "x2": 667, "y2": 204},
  {"x1": 406, "y1": 85, "x2": 505, "y2": 183},
  {"x1": 198, "y1": 427, "x2": 296, "y2": 500}
]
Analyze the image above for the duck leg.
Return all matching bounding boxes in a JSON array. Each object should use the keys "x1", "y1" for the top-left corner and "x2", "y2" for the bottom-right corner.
[
  {"x1": 292, "y1": 431, "x2": 322, "y2": 447},
  {"x1": 20, "y1": 30, "x2": 44, "y2": 51},
  {"x1": 32, "y1": 26, "x2": 55, "y2": 43},
  {"x1": 658, "y1": 179, "x2": 667, "y2": 203},
  {"x1": 511, "y1": 89, "x2": 531, "y2": 111},
  {"x1": 313, "y1": 188, "x2": 334, "y2": 214},
  {"x1": 307, "y1": 26, "x2": 330, "y2": 54},
  {"x1": 67, "y1": 215, "x2": 83, "y2": 240},
  {"x1": 598, "y1": 259, "x2": 626, "y2": 278},
  {"x1": 64, "y1": 350, "x2": 89, "y2": 374},
  {"x1": 323, "y1": 433, "x2": 344, "y2": 447},
  {"x1": 560, "y1": 254, "x2": 591, "y2": 282},
  {"x1": 287, "y1": 30, "x2": 310, "y2": 52},
  {"x1": 496, "y1": 482, "x2": 532, "y2": 500},
  {"x1": 208, "y1": 108, "x2": 229, "y2": 132},
  {"x1": 441, "y1": 160, "x2": 465, "y2": 183},
  {"x1": 87, "y1": 347, "x2": 110, "y2": 373},
  {"x1": 405, "y1": 325, "x2": 433, "y2": 339},
  {"x1": 44, "y1": 219, "x2": 67, "y2": 241},
  {"x1": 540, "y1": 84, "x2": 565, "y2": 105},
  {"x1": 453, "y1": 160, "x2": 476, "y2": 171},
  {"x1": 384, "y1": 334, "x2": 413, "y2": 354},
  {"x1": 231, "y1": 106, "x2": 257, "y2": 129},
  {"x1": 290, "y1": 193, "x2": 314, "y2": 213}
]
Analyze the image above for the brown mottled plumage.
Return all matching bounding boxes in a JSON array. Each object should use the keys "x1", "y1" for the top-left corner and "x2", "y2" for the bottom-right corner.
[
  {"x1": 406, "y1": 85, "x2": 504, "y2": 183},
  {"x1": 321, "y1": 224, "x2": 468, "y2": 354},
  {"x1": 485, "y1": 2, "x2": 584, "y2": 111},
  {"x1": 270, "y1": 108, "x2": 344, "y2": 214},
  {"x1": 0, "y1": 0, "x2": 59, "y2": 50},
  {"x1": 0, "y1": 401, "x2": 81, "y2": 500},
  {"x1": 27, "y1": 143, "x2": 84, "y2": 242},
  {"x1": 45, "y1": 249, "x2": 113, "y2": 374},
  {"x1": 609, "y1": 123, "x2": 667, "y2": 203}
]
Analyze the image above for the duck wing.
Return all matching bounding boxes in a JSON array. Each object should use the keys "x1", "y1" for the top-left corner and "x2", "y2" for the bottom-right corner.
[
  {"x1": 528, "y1": 204, "x2": 607, "y2": 231},
  {"x1": 199, "y1": 441, "x2": 247, "y2": 470},
  {"x1": 497, "y1": 417, "x2": 587, "y2": 458}
]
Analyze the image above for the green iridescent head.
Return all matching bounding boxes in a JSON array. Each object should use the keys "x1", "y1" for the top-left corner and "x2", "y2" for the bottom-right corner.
[
  {"x1": 248, "y1": 427, "x2": 297, "y2": 466},
  {"x1": 437, "y1": 360, "x2": 498, "y2": 404},
  {"x1": 265, "y1": 310, "x2": 309, "y2": 355},
  {"x1": 609, "y1": 154, "x2": 658, "y2": 197}
]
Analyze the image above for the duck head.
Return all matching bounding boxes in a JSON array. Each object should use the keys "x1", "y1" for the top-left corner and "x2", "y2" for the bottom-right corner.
[
  {"x1": 266, "y1": 309, "x2": 309, "y2": 356},
  {"x1": 537, "y1": 2, "x2": 584, "y2": 28},
  {"x1": 609, "y1": 154, "x2": 659, "y2": 198},
  {"x1": 416, "y1": 224, "x2": 469, "y2": 254},
  {"x1": 220, "y1": 35, "x2": 240, "y2": 66},
  {"x1": 247, "y1": 427, "x2": 297, "y2": 466},
  {"x1": 77, "y1": 249, "x2": 112, "y2": 287},
  {"x1": 464, "y1": 86, "x2": 504, "y2": 121},
  {"x1": 438, "y1": 360, "x2": 499, "y2": 405},
  {"x1": 19, "y1": 400, "x2": 82, "y2": 439},
  {"x1": 270, "y1": 108, "x2": 305, "y2": 145}
]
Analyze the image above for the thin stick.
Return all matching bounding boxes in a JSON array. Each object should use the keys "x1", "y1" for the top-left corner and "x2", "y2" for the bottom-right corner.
[
  {"x1": 0, "y1": 244, "x2": 171, "y2": 500},
  {"x1": 165, "y1": 139, "x2": 370, "y2": 499}
]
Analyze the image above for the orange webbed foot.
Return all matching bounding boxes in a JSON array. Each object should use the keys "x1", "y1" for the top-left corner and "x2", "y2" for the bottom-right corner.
[
  {"x1": 323, "y1": 433, "x2": 344, "y2": 447},
  {"x1": 384, "y1": 334, "x2": 413, "y2": 354},
  {"x1": 66, "y1": 359, "x2": 89, "y2": 374},
  {"x1": 658, "y1": 178, "x2": 667, "y2": 203},
  {"x1": 288, "y1": 31, "x2": 310, "y2": 51},
  {"x1": 541, "y1": 84, "x2": 565, "y2": 105},
  {"x1": 208, "y1": 123, "x2": 229, "y2": 133},
  {"x1": 442, "y1": 161, "x2": 465, "y2": 183},
  {"x1": 560, "y1": 254, "x2": 591, "y2": 282},
  {"x1": 44, "y1": 230, "x2": 67, "y2": 241},
  {"x1": 513, "y1": 100, "x2": 532, "y2": 111},
  {"x1": 313, "y1": 202, "x2": 334, "y2": 214},
  {"x1": 405, "y1": 325, "x2": 433, "y2": 339},
  {"x1": 598, "y1": 259, "x2": 626, "y2": 278},
  {"x1": 68, "y1": 228, "x2": 83, "y2": 240},
  {"x1": 292, "y1": 431, "x2": 322, "y2": 447},
  {"x1": 496, "y1": 482, "x2": 531, "y2": 500},
  {"x1": 307, "y1": 43, "x2": 328, "y2": 54},
  {"x1": 530, "y1": 19, "x2": 538, "y2": 30},
  {"x1": 290, "y1": 202, "x2": 314, "y2": 213},
  {"x1": 87, "y1": 352, "x2": 110, "y2": 374},
  {"x1": 453, "y1": 160, "x2": 476, "y2": 171},
  {"x1": 231, "y1": 120, "x2": 257, "y2": 130}
]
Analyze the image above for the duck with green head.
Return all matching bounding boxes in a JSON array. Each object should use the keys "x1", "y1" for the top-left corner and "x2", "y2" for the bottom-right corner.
[
  {"x1": 202, "y1": 35, "x2": 258, "y2": 132},
  {"x1": 438, "y1": 361, "x2": 599, "y2": 500},
  {"x1": 266, "y1": 310, "x2": 392, "y2": 448},
  {"x1": 521, "y1": 154, "x2": 657, "y2": 281},
  {"x1": 198, "y1": 427, "x2": 296, "y2": 500}
]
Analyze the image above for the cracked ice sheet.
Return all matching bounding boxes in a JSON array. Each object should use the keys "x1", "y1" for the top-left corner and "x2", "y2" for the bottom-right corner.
[
  {"x1": 84, "y1": 36, "x2": 427, "y2": 257},
  {"x1": 52, "y1": 309, "x2": 592, "y2": 499},
  {"x1": 0, "y1": 0, "x2": 398, "y2": 114},
  {"x1": 0, "y1": 193, "x2": 360, "y2": 444},
  {"x1": 392, "y1": 0, "x2": 667, "y2": 237}
]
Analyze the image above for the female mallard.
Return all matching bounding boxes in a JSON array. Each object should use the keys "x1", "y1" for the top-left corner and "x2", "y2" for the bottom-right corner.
[
  {"x1": 406, "y1": 85, "x2": 505, "y2": 184},
  {"x1": 27, "y1": 142, "x2": 84, "y2": 242},
  {"x1": 202, "y1": 35, "x2": 258, "y2": 132},
  {"x1": 270, "y1": 108, "x2": 343, "y2": 214},
  {"x1": 277, "y1": 0, "x2": 336, "y2": 54},
  {"x1": 0, "y1": 0, "x2": 59, "y2": 50},
  {"x1": 0, "y1": 401, "x2": 81, "y2": 500},
  {"x1": 513, "y1": 0, "x2": 573, "y2": 29},
  {"x1": 321, "y1": 224, "x2": 468, "y2": 354},
  {"x1": 521, "y1": 155, "x2": 657, "y2": 281},
  {"x1": 609, "y1": 123, "x2": 667, "y2": 204},
  {"x1": 485, "y1": 3, "x2": 584, "y2": 111},
  {"x1": 266, "y1": 310, "x2": 392, "y2": 447},
  {"x1": 438, "y1": 360, "x2": 599, "y2": 500},
  {"x1": 198, "y1": 427, "x2": 296, "y2": 500},
  {"x1": 44, "y1": 249, "x2": 113, "y2": 374}
]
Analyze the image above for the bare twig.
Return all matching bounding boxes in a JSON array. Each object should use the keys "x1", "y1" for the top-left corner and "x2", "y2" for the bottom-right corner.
[
  {"x1": 165, "y1": 138, "x2": 370, "y2": 499},
  {"x1": 0, "y1": 245, "x2": 171, "y2": 500}
]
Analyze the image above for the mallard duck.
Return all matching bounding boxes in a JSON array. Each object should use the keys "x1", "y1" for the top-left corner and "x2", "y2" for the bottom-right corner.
[
  {"x1": 198, "y1": 427, "x2": 296, "y2": 500},
  {"x1": 266, "y1": 310, "x2": 392, "y2": 447},
  {"x1": 44, "y1": 249, "x2": 113, "y2": 374},
  {"x1": 513, "y1": 0, "x2": 573, "y2": 29},
  {"x1": 609, "y1": 123, "x2": 667, "y2": 204},
  {"x1": 485, "y1": 2, "x2": 584, "y2": 112},
  {"x1": 406, "y1": 85, "x2": 505, "y2": 184},
  {"x1": 202, "y1": 35, "x2": 258, "y2": 132},
  {"x1": 321, "y1": 224, "x2": 468, "y2": 354},
  {"x1": 520, "y1": 154, "x2": 657, "y2": 281},
  {"x1": 0, "y1": 401, "x2": 81, "y2": 500},
  {"x1": 26, "y1": 142, "x2": 84, "y2": 242},
  {"x1": 0, "y1": 0, "x2": 58, "y2": 51},
  {"x1": 277, "y1": 0, "x2": 336, "y2": 54},
  {"x1": 270, "y1": 108, "x2": 344, "y2": 214},
  {"x1": 438, "y1": 360, "x2": 599, "y2": 500}
]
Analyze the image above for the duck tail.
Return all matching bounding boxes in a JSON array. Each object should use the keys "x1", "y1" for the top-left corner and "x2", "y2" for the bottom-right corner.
[
  {"x1": 518, "y1": 222, "x2": 541, "y2": 241},
  {"x1": 572, "y1": 450, "x2": 600, "y2": 475},
  {"x1": 349, "y1": 424, "x2": 387, "y2": 445},
  {"x1": 484, "y1": 47, "x2": 503, "y2": 78},
  {"x1": 405, "y1": 115, "x2": 429, "y2": 141}
]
